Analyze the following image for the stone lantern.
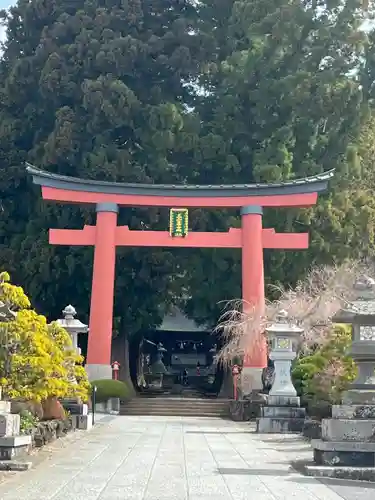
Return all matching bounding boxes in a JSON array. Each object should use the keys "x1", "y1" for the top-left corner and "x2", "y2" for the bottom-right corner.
[
  {"x1": 307, "y1": 276, "x2": 375, "y2": 480},
  {"x1": 56, "y1": 305, "x2": 88, "y2": 355},
  {"x1": 256, "y1": 310, "x2": 306, "y2": 433},
  {"x1": 340, "y1": 276, "x2": 375, "y2": 398},
  {"x1": 55, "y1": 306, "x2": 91, "y2": 427}
]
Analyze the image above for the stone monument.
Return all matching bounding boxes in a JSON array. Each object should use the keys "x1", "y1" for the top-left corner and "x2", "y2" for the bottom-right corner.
[
  {"x1": 55, "y1": 305, "x2": 91, "y2": 430},
  {"x1": 306, "y1": 276, "x2": 375, "y2": 480},
  {"x1": 256, "y1": 310, "x2": 306, "y2": 433}
]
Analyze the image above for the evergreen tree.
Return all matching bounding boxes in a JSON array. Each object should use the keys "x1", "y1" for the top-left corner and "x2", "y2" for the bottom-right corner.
[
  {"x1": 180, "y1": 0, "x2": 375, "y2": 323},
  {"x1": 0, "y1": 0, "x2": 208, "y2": 384}
]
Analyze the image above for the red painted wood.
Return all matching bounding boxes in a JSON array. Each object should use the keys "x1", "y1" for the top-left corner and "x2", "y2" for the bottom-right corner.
[
  {"x1": 241, "y1": 211, "x2": 267, "y2": 369},
  {"x1": 86, "y1": 211, "x2": 117, "y2": 367},
  {"x1": 49, "y1": 226, "x2": 308, "y2": 249},
  {"x1": 41, "y1": 186, "x2": 318, "y2": 208}
]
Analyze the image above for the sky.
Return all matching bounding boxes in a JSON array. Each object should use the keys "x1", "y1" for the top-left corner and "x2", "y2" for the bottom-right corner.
[{"x1": 0, "y1": 2, "x2": 11, "y2": 43}]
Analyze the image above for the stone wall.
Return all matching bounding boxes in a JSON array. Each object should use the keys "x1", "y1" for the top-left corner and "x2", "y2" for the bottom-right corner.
[{"x1": 24, "y1": 417, "x2": 76, "y2": 449}]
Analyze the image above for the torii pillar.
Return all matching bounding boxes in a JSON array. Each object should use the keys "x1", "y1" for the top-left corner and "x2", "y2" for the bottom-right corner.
[
  {"x1": 241, "y1": 205, "x2": 267, "y2": 392},
  {"x1": 86, "y1": 202, "x2": 118, "y2": 381}
]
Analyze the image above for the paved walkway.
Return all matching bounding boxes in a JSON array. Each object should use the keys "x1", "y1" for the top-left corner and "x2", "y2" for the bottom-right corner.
[{"x1": 0, "y1": 416, "x2": 374, "y2": 500}]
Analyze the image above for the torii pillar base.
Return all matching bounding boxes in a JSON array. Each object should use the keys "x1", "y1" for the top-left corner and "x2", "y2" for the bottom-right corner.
[{"x1": 85, "y1": 364, "x2": 112, "y2": 382}]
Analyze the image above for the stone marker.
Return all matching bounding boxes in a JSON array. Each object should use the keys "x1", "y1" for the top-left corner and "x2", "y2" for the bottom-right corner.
[
  {"x1": 256, "y1": 310, "x2": 306, "y2": 433},
  {"x1": 0, "y1": 392, "x2": 31, "y2": 465},
  {"x1": 307, "y1": 276, "x2": 375, "y2": 480}
]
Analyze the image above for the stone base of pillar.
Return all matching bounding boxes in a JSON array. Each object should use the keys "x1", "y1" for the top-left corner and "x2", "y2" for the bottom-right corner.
[
  {"x1": 309, "y1": 394, "x2": 375, "y2": 479},
  {"x1": 256, "y1": 394, "x2": 305, "y2": 433},
  {"x1": 85, "y1": 363, "x2": 112, "y2": 381},
  {"x1": 240, "y1": 366, "x2": 263, "y2": 395}
]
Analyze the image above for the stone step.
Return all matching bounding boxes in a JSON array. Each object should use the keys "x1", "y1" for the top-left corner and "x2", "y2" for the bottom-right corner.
[
  {"x1": 120, "y1": 397, "x2": 229, "y2": 417},
  {"x1": 120, "y1": 409, "x2": 228, "y2": 417},
  {"x1": 312, "y1": 439, "x2": 375, "y2": 467},
  {"x1": 259, "y1": 406, "x2": 305, "y2": 419},
  {"x1": 134, "y1": 397, "x2": 228, "y2": 403},
  {"x1": 123, "y1": 405, "x2": 229, "y2": 411},
  {"x1": 123, "y1": 402, "x2": 228, "y2": 408},
  {"x1": 256, "y1": 417, "x2": 305, "y2": 433},
  {"x1": 321, "y1": 418, "x2": 375, "y2": 441},
  {"x1": 303, "y1": 464, "x2": 375, "y2": 482},
  {"x1": 332, "y1": 404, "x2": 375, "y2": 419},
  {"x1": 312, "y1": 439, "x2": 375, "y2": 452}
]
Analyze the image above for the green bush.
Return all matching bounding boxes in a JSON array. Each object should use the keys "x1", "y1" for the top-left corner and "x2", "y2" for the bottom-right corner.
[
  {"x1": 20, "y1": 409, "x2": 39, "y2": 434},
  {"x1": 91, "y1": 379, "x2": 132, "y2": 403},
  {"x1": 292, "y1": 324, "x2": 357, "y2": 413}
]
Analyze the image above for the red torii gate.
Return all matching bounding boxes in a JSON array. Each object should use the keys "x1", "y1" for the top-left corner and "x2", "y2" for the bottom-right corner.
[{"x1": 27, "y1": 164, "x2": 334, "y2": 383}]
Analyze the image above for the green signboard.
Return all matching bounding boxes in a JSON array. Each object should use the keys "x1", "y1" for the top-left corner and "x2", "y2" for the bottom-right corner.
[{"x1": 169, "y1": 208, "x2": 188, "y2": 237}]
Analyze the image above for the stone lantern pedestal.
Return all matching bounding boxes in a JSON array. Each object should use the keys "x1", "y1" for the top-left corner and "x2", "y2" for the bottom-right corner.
[
  {"x1": 307, "y1": 277, "x2": 375, "y2": 481},
  {"x1": 256, "y1": 311, "x2": 306, "y2": 433}
]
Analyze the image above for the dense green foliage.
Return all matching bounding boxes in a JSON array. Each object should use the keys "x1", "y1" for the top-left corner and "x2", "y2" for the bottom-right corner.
[
  {"x1": 0, "y1": 0, "x2": 375, "y2": 383},
  {"x1": 92, "y1": 378, "x2": 132, "y2": 403},
  {"x1": 292, "y1": 325, "x2": 357, "y2": 414},
  {"x1": 182, "y1": 0, "x2": 375, "y2": 321},
  {"x1": 19, "y1": 409, "x2": 40, "y2": 435}
]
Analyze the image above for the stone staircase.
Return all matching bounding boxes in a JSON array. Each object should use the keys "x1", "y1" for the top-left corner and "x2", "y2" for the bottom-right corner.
[{"x1": 120, "y1": 394, "x2": 230, "y2": 418}]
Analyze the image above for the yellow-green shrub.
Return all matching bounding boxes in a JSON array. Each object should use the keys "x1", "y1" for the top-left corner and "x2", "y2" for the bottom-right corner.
[{"x1": 0, "y1": 271, "x2": 90, "y2": 402}]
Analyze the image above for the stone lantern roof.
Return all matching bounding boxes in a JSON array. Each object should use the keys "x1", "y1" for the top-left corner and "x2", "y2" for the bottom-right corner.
[
  {"x1": 333, "y1": 276, "x2": 375, "y2": 325},
  {"x1": 266, "y1": 309, "x2": 304, "y2": 338},
  {"x1": 55, "y1": 305, "x2": 88, "y2": 334}
]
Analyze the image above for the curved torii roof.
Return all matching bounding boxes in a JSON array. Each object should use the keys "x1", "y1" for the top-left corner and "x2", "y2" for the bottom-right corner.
[{"x1": 26, "y1": 163, "x2": 334, "y2": 208}]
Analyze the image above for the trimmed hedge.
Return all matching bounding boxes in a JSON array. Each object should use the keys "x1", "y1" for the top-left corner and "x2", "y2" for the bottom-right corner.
[{"x1": 91, "y1": 379, "x2": 132, "y2": 403}]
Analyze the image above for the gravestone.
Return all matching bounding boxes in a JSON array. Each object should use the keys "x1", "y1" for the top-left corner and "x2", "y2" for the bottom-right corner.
[
  {"x1": 256, "y1": 310, "x2": 306, "y2": 433},
  {"x1": 306, "y1": 276, "x2": 375, "y2": 480}
]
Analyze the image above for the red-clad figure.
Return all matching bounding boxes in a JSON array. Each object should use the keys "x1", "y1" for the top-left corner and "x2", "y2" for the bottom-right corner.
[{"x1": 196, "y1": 361, "x2": 201, "y2": 376}]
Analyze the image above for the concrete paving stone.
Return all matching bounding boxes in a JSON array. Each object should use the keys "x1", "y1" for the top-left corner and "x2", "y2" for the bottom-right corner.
[{"x1": 1, "y1": 415, "x2": 375, "y2": 499}]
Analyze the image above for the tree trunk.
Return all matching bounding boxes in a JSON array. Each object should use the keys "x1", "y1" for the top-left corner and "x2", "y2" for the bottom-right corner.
[
  {"x1": 218, "y1": 367, "x2": 233, "y2": 398},
  {"x1": 114, "y1": 322, "x2": 136, "y2": 396}
]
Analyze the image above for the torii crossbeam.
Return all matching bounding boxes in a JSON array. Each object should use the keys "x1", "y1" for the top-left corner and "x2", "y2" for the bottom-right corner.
[{"x1": 27, "y1": 164, "x2": 334, "y2": 386}]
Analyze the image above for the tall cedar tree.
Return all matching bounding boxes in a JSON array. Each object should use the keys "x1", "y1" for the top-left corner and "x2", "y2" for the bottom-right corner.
[
  {"x1": 0, "y1": 0, "x2": 210, "y2": 385},
  {"x1": 1, "y1": 0, "x2": 375, "y2": 354},
  {"x1": 178, "y1": 0, "x2": 375, "y2": 323}
]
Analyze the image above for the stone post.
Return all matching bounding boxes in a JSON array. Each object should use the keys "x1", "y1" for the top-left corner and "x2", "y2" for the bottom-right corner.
[
  {"x1": 256, "y1": 310, "x2": 306, "y2": 433},
  {"x1": 307, "y1": 276, "x2": 375, "y2": 481}
]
